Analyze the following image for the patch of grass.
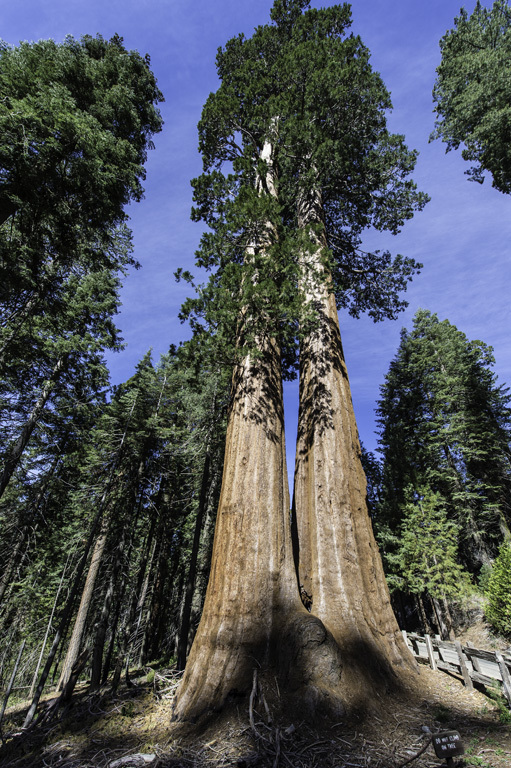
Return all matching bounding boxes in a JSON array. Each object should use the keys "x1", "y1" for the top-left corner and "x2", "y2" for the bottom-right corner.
[
  {"x1": 121, "y1": 701, "x2": 136, "y2": 717},
  {"x1": 464, "y1": 757, "x2": 495, "y2": 768},
  {"x1": 486, "y1": 682, "x2": 511, "y2": 724}
]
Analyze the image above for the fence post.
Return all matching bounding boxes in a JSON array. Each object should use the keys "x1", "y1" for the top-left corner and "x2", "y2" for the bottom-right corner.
[
  {"x1": 495, "y1": 653, "x2": 511, "y2": 708},
  {"x1": 425, "y1": 634, "x2": 437, "y2": 671},
  {"x1": 455, "y1": 641, "x2": 473, "y2": 691}
]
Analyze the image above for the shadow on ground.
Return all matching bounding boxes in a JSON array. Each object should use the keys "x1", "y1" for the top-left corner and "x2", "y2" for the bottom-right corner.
[{"x1": 1, "y1": 663, "x2": 510, "y2": 768}]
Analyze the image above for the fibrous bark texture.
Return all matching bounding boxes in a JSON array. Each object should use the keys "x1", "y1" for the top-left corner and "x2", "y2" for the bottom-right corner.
[
  {"x1": 175, "y1": 148, "x2": 414, "y2": 722},
  {"x1": 174, "y1": 338, "x2": 343, "y2": 721},
  {"x1": 293, "y1": 187, "x2": 416, "y2": 700}
]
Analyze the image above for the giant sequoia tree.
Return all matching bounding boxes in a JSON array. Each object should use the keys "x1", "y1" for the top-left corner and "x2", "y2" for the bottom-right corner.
[{"x1": 175, "y1": 0, "x2": 427, "y2": 720}]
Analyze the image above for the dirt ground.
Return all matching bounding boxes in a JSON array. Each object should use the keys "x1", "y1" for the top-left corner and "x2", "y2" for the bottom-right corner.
[{"x1": 1, "y1": 658, "x2": 510, "y2": 768}]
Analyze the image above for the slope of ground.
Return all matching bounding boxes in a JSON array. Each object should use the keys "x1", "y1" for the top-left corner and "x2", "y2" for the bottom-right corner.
[{"x1": 1, "y1": 658, "x2": 510, "y2": 768}]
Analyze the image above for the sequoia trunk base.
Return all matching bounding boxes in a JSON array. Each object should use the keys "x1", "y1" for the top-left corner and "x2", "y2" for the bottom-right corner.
[{"x1": 174, "y1": 341, "x2": 346, "y2": 722}]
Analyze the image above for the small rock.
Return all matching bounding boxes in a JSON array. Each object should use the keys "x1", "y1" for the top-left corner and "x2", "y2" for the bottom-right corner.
[{"x1": 108, "y1": 754, "x2": 156, "y2": 768}]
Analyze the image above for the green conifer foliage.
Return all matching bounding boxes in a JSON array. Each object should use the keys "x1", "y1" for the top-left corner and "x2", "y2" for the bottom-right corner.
[
  {"x1": 0, "y1": 342, "x2": 229, "y2": 702},
  {"x1": 397, "y1": 488, "x2": 471, "y2": 599},
  {"x1": 0, "y1": 35, "x2": 163, "y2": 500},
  {"x1": 432, "y1": 0, "x2": 511, "y2": 192},
  {"x1": 376, "y1": 309, "x2": 511, "y2": 574},
  {"x1": 486, "y1": 542, "x2": 511, "y2": 636},
  {"x1": 179, "y1": 0, "x2": 428, "y2": 374}
]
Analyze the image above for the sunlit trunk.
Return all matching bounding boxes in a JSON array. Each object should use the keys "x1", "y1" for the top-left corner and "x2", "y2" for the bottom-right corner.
[
  {"x1": 174, "y1": 140, "x2": 343, "y2": 721},
  {"x1": 58, "y1": 515, "x2": 110, "y2": 689},
  {"x1": 293, "y1": 184, "x2": 416, "y2": 693}
]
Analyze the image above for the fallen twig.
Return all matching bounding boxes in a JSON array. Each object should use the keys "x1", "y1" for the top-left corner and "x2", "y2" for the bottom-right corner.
[{"x1": 395, "y1": 736, "x2": 432, "y2": 768}]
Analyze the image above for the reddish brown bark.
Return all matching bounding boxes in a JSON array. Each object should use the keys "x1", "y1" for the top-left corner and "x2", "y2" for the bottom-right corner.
[
  {"x1": 175, "y1": 148, "x2": 413, "y2": 722},
  {"x1": 292, "y1": 188, "x2": 416, "y2": 696},
  {"x1": 175, "y1": 137, "x2": 346, "y2": 720},
  {"x1": 174, "y1": 337, "x2": 343, "y2": 721}
]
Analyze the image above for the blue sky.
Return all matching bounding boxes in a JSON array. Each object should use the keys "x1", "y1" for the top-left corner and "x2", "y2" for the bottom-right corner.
[{"x1": 4, "y1": 0, "x2": 511, "y2": 481}]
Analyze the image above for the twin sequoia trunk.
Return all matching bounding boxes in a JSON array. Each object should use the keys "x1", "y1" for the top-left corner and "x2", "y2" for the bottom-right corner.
[
  {"x1": 174, "y1": 166, "x2": 415, "y2": 721},
  {"x1": 293, "y1": 187, "x2": 414, "y2": 689},
  {"x1": 174, "y1": 339, "x2": 343, "y2": 721}
]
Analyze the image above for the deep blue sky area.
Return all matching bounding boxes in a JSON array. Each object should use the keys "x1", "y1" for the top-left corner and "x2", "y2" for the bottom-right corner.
[{"x1": 4, "y1": 1, "x2": 511, "y2": 484}]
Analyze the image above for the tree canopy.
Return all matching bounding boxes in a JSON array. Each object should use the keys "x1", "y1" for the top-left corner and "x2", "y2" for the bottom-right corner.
[
  {"x1": 0, "y1": 33, "x2": 163, "y2": 236},
  {"x1": 432, "y1": 0, "x2": 511, "y2": 193},
  {"x1": 0, "y1": 34, "x2": 163, "y2": 501},
  {"x1": 375, "y1": 309, "x2": 511, "y2": 576},
  {"x1": 180, "y1": 0, "x2": 428, "y2": 374}
]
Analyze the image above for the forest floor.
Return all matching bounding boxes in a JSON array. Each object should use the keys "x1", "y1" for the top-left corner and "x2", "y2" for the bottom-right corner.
[{"x1": 1, "y1": 654, "x2": 510, "y2": 768}]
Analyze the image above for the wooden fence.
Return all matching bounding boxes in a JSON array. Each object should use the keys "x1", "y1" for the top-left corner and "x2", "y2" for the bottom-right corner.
[{"x1": 402, "y1": 630, "x2": 511, "y2": 709}]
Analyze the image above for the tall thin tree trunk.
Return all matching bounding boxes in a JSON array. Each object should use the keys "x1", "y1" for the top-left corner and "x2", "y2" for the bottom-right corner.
[
  {"x1": 133, "y1": 535, "x2": 159, "y2": 670},
  {"x1": 145, "y1": 546, "x2": 172, "y2": 662},
  {"x1": 441, "y1": 597, "x2": 456, "y2": 641},
  {"x1": 90, "y1": 525, "x2": 127, "y2": 690},
  {"x1": 91, "y1": 454, "x2": 150, "y2": 688},
  {"x1": 0, "y1": 533, "x2": 26, "y2": 608},
  {"x1": 416, "y1": 594, "x2": 432, "y2": 634},
  {"x1": 0, "y1": 355, "x2": 66, "y2": 500},
  {"x1": 57, "y1": 516, "x2": 110, "y2": 689},
  {"x1": 293, "y1": 184, "x2": 416, "y2": 694},
  {"x1": 29, "y1": 550, "x2": 73, "y2": 698},
  {"x1": 176, "y1": 451, "x2": 211, "y2": 671},
  {"x1": 0, "y1": 640, "x2": 25, "y2": 729},
  {"x1": 101, "y1": 506, "x2": 145, "y2": 686},
  {"x1": 431, "y1": 595, "x2": 455, "y2": 641},
  {"x1": 56, "y1": 395, "x2": 138, "y2": 690},
  {"x1": 23, "y1": 503, "x2": 104, "y2": 728},
  {"x1": 112, "y1": 495, "x2": 162, "y2": 691}
]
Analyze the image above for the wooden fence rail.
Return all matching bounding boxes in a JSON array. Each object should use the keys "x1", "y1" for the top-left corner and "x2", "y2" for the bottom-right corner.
[{"x1": 402, "y1": 630, "x2": 511, "y2": 710}]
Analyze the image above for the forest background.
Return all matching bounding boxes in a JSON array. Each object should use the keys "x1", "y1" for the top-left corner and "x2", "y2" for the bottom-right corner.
[{"x1": 3, "y1": 0, "x2": 510, "y2": 473}]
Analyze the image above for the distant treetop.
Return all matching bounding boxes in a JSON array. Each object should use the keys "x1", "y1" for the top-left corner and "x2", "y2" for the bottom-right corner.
[{"x1": 432, "y1": 0, "x2": 511, "y2": 193}]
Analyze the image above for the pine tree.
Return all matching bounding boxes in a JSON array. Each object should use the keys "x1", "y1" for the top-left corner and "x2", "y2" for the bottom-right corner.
[
  {"x1": 10, "y1": 343, "x2": 230, "y2": 720},
  {"x1": 432, "y1": 0, "x2": 511, "y2": 192},
  {"x1": 399, "y1": 488, "x2": 472, "y2": 636},
  {"x1": 0, "y1": 35, "x2": 163, "y2": 499},
  {"x1": 486, "y1": 542, "x2": 511, "y2": 637},
  {"x1": 376, "y1": 309, "x2": 511, "y2": 576}
]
